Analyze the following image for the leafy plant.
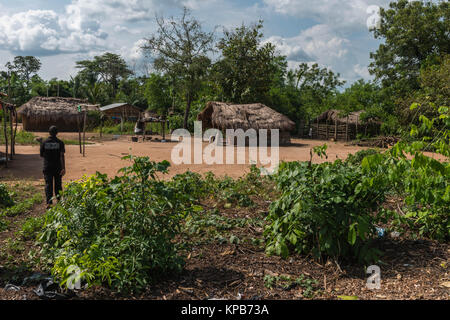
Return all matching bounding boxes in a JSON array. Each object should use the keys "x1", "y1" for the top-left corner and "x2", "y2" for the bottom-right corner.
[
  {"x1": 0, "y1": 183, "x2": 42, "y2": 217},
  {"x1": 39, "y1": 156, "x2": 190, "y2": 292},
  {"x1": 0, "y1": 183, "x2": 14, "y2": 208},
  {"x1": 363, "y1": 103, "x2": 449, "y2": 241},
  {"x1": 345, "y1": 149, "x2": 380, "y2": 165},
  {"x1": 264, "y1": 159, "x2": 388, "y2": 264},
  {"x1": 17, "y1": 216, "x2": 45, "y2": 241},
  {"x1": 263, "y1": 274, "x2": 320, "y2": 298}
]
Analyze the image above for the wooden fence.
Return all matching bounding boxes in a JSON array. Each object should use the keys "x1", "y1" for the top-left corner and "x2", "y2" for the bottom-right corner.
[{"x1": 298, "y1": 119, "x2": 379, "y2": 142}]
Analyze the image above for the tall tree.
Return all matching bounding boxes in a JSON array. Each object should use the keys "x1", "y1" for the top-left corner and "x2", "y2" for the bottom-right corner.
[
  {"x1": 76, "y1": 53, "x2": 133, "y2": 99},
  {"x1": 214, "y1": 21, "x2": 279, "y2": 104},
  {"x1": 141, "y1": 7, "x2": 215, "y2": 129},
  {"x1": 5, "y1": 56, "x2": 42, "y2": 88},
  {"x1": 144, "y1": 74, "x2": 173, "y2": 116},
  {"x1": 290, "y1": 63, "x2": 344, "y2": 119},
  {"x1": 369, "y1": 0, "x2": 449, "y2": 96}
]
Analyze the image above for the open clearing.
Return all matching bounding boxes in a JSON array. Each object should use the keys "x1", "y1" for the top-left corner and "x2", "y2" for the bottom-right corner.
[{"x1": 1, "y1": 134, "x2": 370, "y2": 181}]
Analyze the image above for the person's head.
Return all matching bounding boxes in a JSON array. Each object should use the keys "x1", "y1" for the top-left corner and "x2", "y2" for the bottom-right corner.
[{"x1": 49, "y1": 125, "x2": 58, "y2": 137}]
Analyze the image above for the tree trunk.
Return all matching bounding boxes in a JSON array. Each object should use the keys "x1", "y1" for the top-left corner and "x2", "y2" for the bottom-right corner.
[
  {"x1": 2, "y1": 105, "x2": 8, "y2": 167},
  {"x1": 83, "y1": 110, "x2": 87, "y2": 157},
  {"x1": 183, "y1": 93, "x2": 191, "y2": 130},
  {"x1": 78, "y1": 114, "x2": 82, "y2": 154},
  {"x1": 9, "y1": 107, "x2": 13, "y2": 160}
]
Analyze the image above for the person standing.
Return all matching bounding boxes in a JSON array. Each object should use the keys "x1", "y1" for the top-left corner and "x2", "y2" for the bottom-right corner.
[{"x1": 40, "y1": 125, "x2": 66, "y2": 207}]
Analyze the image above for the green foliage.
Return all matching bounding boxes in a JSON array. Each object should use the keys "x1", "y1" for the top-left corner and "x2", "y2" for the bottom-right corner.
[
  {"x1": 363, "y1": 147, "x2": 449, "y2": 242},
  {"x1": 345, "y1": 149, "x2": 380, "y2": 166},
  {"x1": 0, "y1": 130, "x2": 38, "y2": 145},
  {"x1": 38, "y1": 157, "x2": 189, "y2": 292},
  {"x1": 0, "y1": 183, "x2": 42, "y2": 217},
  {"x1": 145, "y1": 74, "x2": 173, "y2": 116},
  {"x1": 214, "y1": 20, "x2": 280, "y2": 104},
  {"x1": 369, "y1": 0, "x2": 449, "y2": 96},
  {"x1": 94, "y1": 121, "x2": 135, "y2": 135},
  {"x1": 184, "y1": 208, "x2": 254, "y2": 242},
  {"x1": 263, "y1": 274, "x2": 320, "y2": 298},
  {"x1": 364, "y1": 104, "x2": 449, "y2": 241},
  {"x1": 5, "y1": 56, "x2": 41, "y2": 85},
  {"x1": 3, "y1": 193, "x2": 43, "y2": 217},
  {"x1": 76, "y1": 52, "x2": 133, "y2": 99},
  {"x1": 142, "y1": 7, "x2": 214, "y2": 129},
  {"x1": 399, "y1": 55, "x2": 450, "y2": 128},
  {"x1": 0, "y1": 183, "x2": 14, "y2": 208},
  {"x1": 17, "y1": 216, "x2": 45, "y2": 241},
  {"x1": 265, "y1": 159, "x2": 387, "y2": 264},
  {"x1": 289, "y1": 63, "x2": 345, "y2": 120},
  {"x1": 170, "y1": 170, "x2": 259, "y2": 208}
]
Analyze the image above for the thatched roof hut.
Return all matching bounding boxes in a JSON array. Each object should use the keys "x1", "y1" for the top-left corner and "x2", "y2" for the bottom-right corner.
[
  {"x1": 17, "y1": 97, "x2": 100, "y2": 132},
  {"x1": 309, "y1": 109, "x2": 381, "y2": 141},
  {"x1": 198, "y1": 101, "x2": 296, "y2": 145},
  {"x1": 313, "y1": 109, "x2": 380, "y2": 125}
]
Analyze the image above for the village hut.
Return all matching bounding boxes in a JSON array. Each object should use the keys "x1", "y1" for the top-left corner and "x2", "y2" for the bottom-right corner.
[
  {"x1": 17, "y1": 97, "x2": 100, "y2": 132},
  {"x1": 197, "y1": 101, "x2": 296, "y2": 145},
  {"x1": 310, "y1": 109, "x2": 381, "y2": 141},
  {"x1": 100, "y1": 103, "x2": 141, "y2": 122}
]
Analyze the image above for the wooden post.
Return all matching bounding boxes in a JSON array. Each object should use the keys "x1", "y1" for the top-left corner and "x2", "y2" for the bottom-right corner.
[
  {"x1": 316, "y1": 118, "x2": 319, "y2": 140},
  {"x1": 100, "y1": 115, "x2": 103, "y2": 138},
  {"x1": 120, "y1": 115, "x2": 124, "y2": 134},
  {"x1": 346, "y1": 116, "x2": 349, "y2": 142},
  {"x1": 161, "y1": 118, "x2": 166, "y2": 141},
  {"x1": 9, "y1": 106, "x2": 13, "y2": 160},
  {"x1": 355, "y1": 116, "x2": 359, "y2": 139},
  {"x1": 143, "y1": 121, "x2": 146, "y2": 142},
  {"x1": 334, "y1": 121, "x2": 337, "y2": 141},
  {"x1": 326, "y1": 120, "x2": 329, "y2": 140},
  {"x1": 83, "y1": 110, "x2": 87, "y2": 157},
  {"x1": 13, "y1": 107, "x2": 17, "y2": 156},
  {"x1": 2, "y1": 102, "x2": 8, "y2": 167},
  {"x1": 78, "y1": 113, "x2": 82, "y2": 154}
]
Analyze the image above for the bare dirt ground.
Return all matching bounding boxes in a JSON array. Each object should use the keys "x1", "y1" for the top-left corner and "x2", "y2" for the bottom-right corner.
[{"x1": 1, "y1": 133, "x2": 370, "y2": 182}]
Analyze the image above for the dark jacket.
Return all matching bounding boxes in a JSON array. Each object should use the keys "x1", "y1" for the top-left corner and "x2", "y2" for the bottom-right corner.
[{"x1": 40, "y1": 136, "x2": 65, "y2": 172}]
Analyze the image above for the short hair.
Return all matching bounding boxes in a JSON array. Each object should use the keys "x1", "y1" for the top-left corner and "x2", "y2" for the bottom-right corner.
[{"x1": 49, "y1": 125, "x2": 58, "y2": 136}]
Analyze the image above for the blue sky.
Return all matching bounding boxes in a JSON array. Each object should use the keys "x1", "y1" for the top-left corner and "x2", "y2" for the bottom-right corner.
[{"x1": 0, "y1": 0, "x2": 397, "y2": 86}]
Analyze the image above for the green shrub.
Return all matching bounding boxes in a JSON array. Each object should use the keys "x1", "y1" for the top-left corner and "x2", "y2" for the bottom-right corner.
[
  {"x1": 94, "y1": 121, "x2": 135, "y2": 135},
  {"x1": 39, "y1": 156, "x2": 190, "y2": 292},
  {"x1": 18, "y1": 216, "x2": 45, "y2": 241},
  {"x1": 264, "y1": 160, "x2": 388, "y2": 264},
  {"x1": 0, "y1": 130, "x2": 38, "y2": 145},
  {"x1": 0, "y1": 183, "x2": 14, "y2": 208},
  {"x1": 3, "y1": 193, "x2": 43, "y2": 217},
  {"x1": 345, "y1": 149, "x2": 380, "y2": 165},
  {"x1": 364, "y1": 144, "x2": 449, "y2": 241}
]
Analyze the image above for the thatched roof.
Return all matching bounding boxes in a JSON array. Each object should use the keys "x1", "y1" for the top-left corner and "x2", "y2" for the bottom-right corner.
[
  {"x1": 198, "y1": 101, "x2": 295, "y2": 131},
  {"x1": 313, "y1": 109, "x2": 380, "y2": 125},
  {"x1": 17, "y1": 97, "x2": 99, "y2": 117}
]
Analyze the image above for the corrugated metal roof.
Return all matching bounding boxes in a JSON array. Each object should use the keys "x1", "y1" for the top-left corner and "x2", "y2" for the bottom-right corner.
[{"x1": 100, "y1": 103, "x2": 128, "y2": 111}]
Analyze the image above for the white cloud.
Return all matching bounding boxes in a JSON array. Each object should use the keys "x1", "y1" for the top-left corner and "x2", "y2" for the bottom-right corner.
[
  {"x1": 264, "y1": 24, "x2": 350, "y2": 65},
  {"x1": 0, "y1": 8, "x2": 107, "y2": 55},
  {"x1": 353, "y1": 63, "x2": 371, "y2": 79},
  {"x1": 121, "y1": 39, "x2": 146, "y2": 61},
  {"x1": 261, "y1": 1, "x2": 389, "y2": 83},
  {"x1": 263, "y1": 0, "x2": 390, "y2": 31},
  {"x1": 264, "y1": 24, "x2": 376, "y2": 83}
]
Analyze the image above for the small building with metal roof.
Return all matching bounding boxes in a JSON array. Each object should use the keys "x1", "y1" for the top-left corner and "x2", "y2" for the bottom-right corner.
[{"x1": 100, "y1": 103, "x2": 141, "y2": 122}]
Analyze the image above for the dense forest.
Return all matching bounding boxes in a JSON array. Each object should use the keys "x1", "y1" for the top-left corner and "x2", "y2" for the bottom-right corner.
[{"x1": 1, "y1": 0, "x2": 448, "y2": 135}]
